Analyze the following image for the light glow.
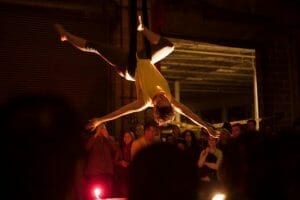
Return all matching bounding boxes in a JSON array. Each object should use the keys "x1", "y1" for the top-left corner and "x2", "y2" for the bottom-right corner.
[
  {"x1": 212, "y1": 193, "x2": 226, "y2": 200},
  {"x1": 93, "y1": 187, "x2": 102, "y2": 199}
]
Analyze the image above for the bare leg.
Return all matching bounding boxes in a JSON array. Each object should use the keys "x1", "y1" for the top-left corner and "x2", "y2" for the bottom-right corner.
[
  {"x1": 55, "y1": 24, "x2": 87, "y2": 51},
  {"x1": 54, "y1": 24, "x2": 131, "y2": 79},
  {"x1": 137, "y1": 16, "x2": 160, "y2": 45},
  {"x1": 137, "y1": 16, "x2": 174, "y2": 64}
]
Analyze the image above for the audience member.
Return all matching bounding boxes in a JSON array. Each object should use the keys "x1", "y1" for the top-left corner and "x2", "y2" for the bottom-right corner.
[
  {"x1": 1, "y1": 94, "x2": 84, "y2": 200},
  {"x1": 246, "y1": 119, "x2": 257, "y2": 132},
  {"x1": 176, "y1": 137, "x2": 186, "y2": 151},
  {"x1": 259, "y1": 120, "x2": 275, "y2": 137},
  {"x1": 217, "y1": 128, "x2": 231, "y2": 152},
  {"x1": 292, "y1": 117, "x2": 300, "y2": 132},
  {"x1": 182, "y1": 129, "x2": 200, "y2": 164},
  {"x1": 172, "y1": 124, "x2": 181, "y2": 138},
  {"x1": 131, "y1": 121, "x2": 158, "y2": 159},
  {"x1": 198, "y1": 136, "x2": 223, "y2": 199},
  {"x1": 231, "y1": 123, "x2": 243, "y2": 138},
  {"x1": 83, "y1": 124, "x2": 117, "y2": 199},
  {"x1": 128, "y1": 143, "x2": 198, "y2": 200},
  {"x1": 222, "y1": 121, "x2": 232, "y2": 134},
  {"x1": 134, "y1": 123, "x2": 144, "y2": 138},
  {"x1": 220, "y1": 130, "x2": 299, "y2": 200},
  {"x1": 199, "y1": 127, "x2": 210, "y2": 152},
  {"x1": 115, "y1": 131, "x2": 135, "y2": 196},
  {"x1": 165, "y1": 133, "x2": 176, "y2": 145}
]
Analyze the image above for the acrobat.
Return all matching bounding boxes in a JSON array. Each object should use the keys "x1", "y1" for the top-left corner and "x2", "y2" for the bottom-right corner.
[{"x1": 55, "y1": 16, "x2": 216, "y2": 137}]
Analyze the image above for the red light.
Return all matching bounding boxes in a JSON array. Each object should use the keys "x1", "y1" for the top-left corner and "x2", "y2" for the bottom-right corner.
[{"x1": 93, "y1": 187, "x2": 102, "y2": 199}]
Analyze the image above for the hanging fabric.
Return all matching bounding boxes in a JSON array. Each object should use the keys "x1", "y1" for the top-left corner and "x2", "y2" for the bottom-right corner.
[
  {"x1": 128, "y1": 0, "x2": 137, "y2": 68},
  {"x1": 142, "y1": 0, "x2": 152, "y2": 59}
]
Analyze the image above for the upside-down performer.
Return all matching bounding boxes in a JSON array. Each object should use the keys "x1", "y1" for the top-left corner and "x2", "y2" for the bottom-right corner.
[{"x1": 55, "y1": 16, "x2": 216, "y2": 137}]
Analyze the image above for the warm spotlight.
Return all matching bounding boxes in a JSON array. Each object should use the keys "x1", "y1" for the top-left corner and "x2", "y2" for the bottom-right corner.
[{"x1": 212, "y1": 192, "x2": 226, "y2": 200}]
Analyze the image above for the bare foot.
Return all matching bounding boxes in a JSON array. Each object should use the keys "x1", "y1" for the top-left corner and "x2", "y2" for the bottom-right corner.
[
  {"x1": 137, "y1": 15, "x2": 144, "y2": 31},
  {"x1": 54, "y1": 23, "x2": 68, "y2": 41}
]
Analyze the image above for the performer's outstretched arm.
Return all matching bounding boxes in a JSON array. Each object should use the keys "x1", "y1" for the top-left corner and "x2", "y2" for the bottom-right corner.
[
  {"x1": 171, "y1": 98, "x2": 217, "y2": 138},
  {"x1": 87, "y1": 99, "x2": 148, "y2": 131},
  {"x1": 87, "y1": 73, "x2": 146, "y2": 131}
]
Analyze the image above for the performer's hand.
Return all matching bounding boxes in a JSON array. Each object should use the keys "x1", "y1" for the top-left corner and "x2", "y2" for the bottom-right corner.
[
  {"x1": 54, "y1": 23, "x2": 67, "y2": 42},
  {"x1": 137, "y1": 15, "x2": 144, "y2": 31},
  {"x1": 86, "y1": 118, "x2": 102, "y2": 132},
  {"x1": 206, "y1": 125, "x2": 219, "y2": 139},
  {"x1": 93, "y1": 124, "x2": 107, "y2": 138}
]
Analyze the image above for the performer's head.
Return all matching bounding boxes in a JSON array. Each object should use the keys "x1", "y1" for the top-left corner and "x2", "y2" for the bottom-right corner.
[{"x1": 152, "y1": 94, "x2": 175, "y2": 125}]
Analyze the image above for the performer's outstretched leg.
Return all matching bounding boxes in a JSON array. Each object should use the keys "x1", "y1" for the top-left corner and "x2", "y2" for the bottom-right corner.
[
  {"x1": 55, "y1": 24, "x2": 87, "y2": 50},
  {"x1": 55, "y1": 24, "x2": 130, "y2": 79},
  {"x1": 137, "y1": 16, "x2": 174, "y2": 64}
]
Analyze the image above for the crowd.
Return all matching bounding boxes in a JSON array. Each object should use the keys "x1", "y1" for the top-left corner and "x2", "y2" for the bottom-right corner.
[{"x1": 2, "y1": 94, "x2": 299, "y2": 200}]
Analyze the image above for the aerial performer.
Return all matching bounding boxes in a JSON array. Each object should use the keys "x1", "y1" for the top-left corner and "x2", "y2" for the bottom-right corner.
[{"x1": 55, "y1": 16, "x2": 216, "y2": 137}]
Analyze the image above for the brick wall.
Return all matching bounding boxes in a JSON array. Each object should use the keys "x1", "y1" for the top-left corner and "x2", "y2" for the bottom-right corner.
[{"x1": 0, "y1": 3, "x2": 118, "y2": 125}]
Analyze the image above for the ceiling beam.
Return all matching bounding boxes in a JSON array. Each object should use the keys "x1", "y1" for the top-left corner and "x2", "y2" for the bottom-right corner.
[
  {"x1": 168, "y1": 80, "x2": 252, "y2": 86},
  {"x1": 162, "y1": 61, "x2": 253, "y2": 71},
  {"x1": 175, "y1": 49, "x2": 255, "y2": 58},
  {"x1": 166, "y1": 54, "x2": 253, "y2": 63},
  {"x1": 180, "y1": 88, "x2": 252, "y2": 94},
  {"x1": 162, "y1": 69, "x2": 253, "y2": 77},
  {"x1": 170, "y1": 38, "x2": 255, "y2": 54}
]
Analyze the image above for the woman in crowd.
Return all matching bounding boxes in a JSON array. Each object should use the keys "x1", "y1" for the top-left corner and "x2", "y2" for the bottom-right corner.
[
  {"x1": 198, "y1": 136, "x2": 223, "y2": 199},
  {"x1": 115, "y1": 131, "x2": 135, "y2": 196}
]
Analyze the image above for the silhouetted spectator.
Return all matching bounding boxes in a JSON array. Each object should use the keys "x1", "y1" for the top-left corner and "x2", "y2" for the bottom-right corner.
[
  {"x1": 172, "y1": 124, "x2": 181, "y2": 138},
  {"x1": 1, "y1": 94, "x2": 84, "y2": 200},
  {"x1": 217, "y1": 128, "x2": 231, "y2": 152},
  {"x1": 182, "y1": 129, "x2": 200, "y2": 164},
  {"x1": 292, "y1": 117, "x2": 300, "y2": 132},
  {"x1": 128, "y1": 143, "x2": 198, "y2": 200},
  {"x1": 222, "y1": 121, "x2": 232, "y2": 134},
  {"x1": 165, "y1": 133, "x2": 176, "y2": 145},
  {"x1": 246, "y1": 119, "x2": 257, "y2": 131},
  {"x1": 220, "y1": 130, "x2": 299, "y2": 200},
  {"x1": 199, "y1": 127, "x2": 210, "y2": 152},
  {"x1": 83, "y1": 125, "x2": 117, "y2": 199},
  {"x1": 176, "y1": 137, "x2": 186, "y2": 151},
  {"x1": 260, "y1": 120, "x2": 275, "y2": 137}
]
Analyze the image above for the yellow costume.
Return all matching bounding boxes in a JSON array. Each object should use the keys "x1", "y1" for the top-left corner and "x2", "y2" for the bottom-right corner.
[{"x1": 135, "y1": 58, "x2": 172, "y2": 104}]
